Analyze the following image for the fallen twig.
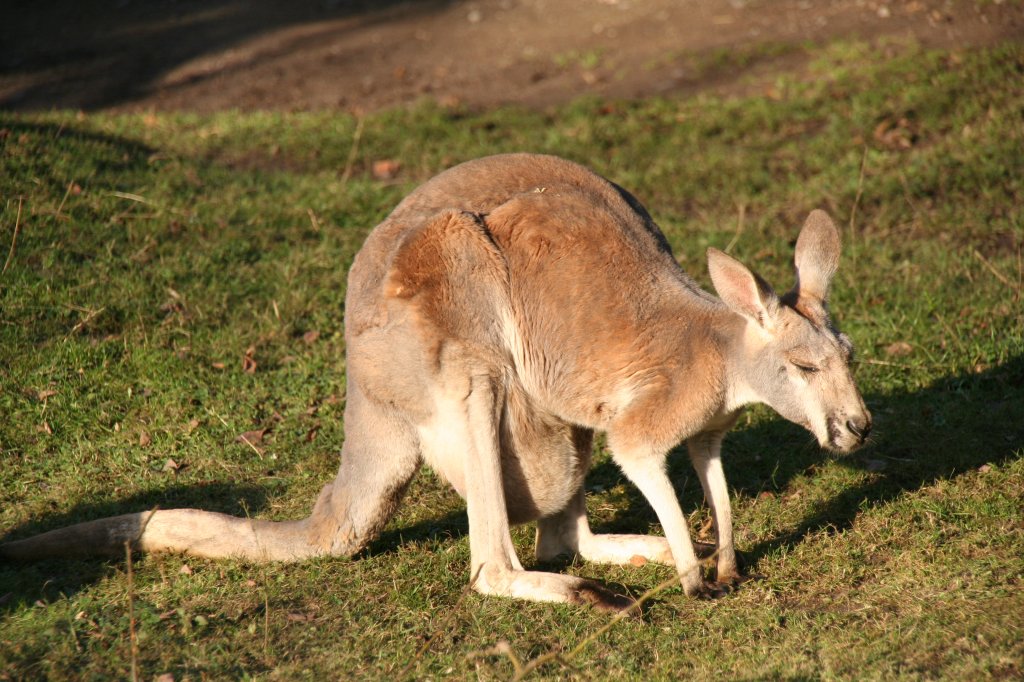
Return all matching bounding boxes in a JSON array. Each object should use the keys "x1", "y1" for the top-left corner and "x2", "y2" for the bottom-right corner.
[
  {"x1": 208, "y1": 407, "x2": 264, "y2": 460},
  {"x1": 725, "y1": 202, "x2": 746, "y2": 254},
  {"x1": 849, "y1": 145, "x2": 868, "y2": 239},
  {"x1": 340, "y1": 117, "x2": 365, "y2": 186},
  {"x1": 509, "y1": 575, "x2": 683, "y2": 681},
  {"x1": 55, "y1": 180, "x2": 76, "y2": 221},
  {"x1": 67, "y1": 306, "x2": 107, "y2": 338},
  {"x1": 973, "y1": 248, "x2": 1017, "y2": 293},
  {"x1": 2, "y1": 196, "x2": 23, "y2": 275},
  {"x1": 306, "y1": 207, "x2": 322, "y2": 233},
  {"x1": 471, "y1": 551, "x2": 718, "y2": 681}
]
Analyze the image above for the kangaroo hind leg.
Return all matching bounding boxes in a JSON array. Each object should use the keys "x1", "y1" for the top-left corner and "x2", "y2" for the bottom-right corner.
[
  {"x1": 306, "y1": 380, "x2": 422, "y2": 557},
  {"x1": 462, "y1": 376, "x2": 633, "y2": 612}
]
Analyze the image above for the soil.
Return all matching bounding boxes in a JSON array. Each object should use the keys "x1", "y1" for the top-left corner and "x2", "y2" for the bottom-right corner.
[{"x1": 1, "y1": 0, "x2": 1022, "y2": 114}]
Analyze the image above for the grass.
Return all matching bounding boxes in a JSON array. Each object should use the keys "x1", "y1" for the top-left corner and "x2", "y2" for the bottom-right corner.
[{"x1": 1, "y1": 39, "x2": 1022, "y2": 680}]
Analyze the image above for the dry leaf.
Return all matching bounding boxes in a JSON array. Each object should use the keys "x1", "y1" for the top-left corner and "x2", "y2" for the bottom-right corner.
[
  {"x1": 237, "y1": 428, "x2": 268, "y2": 445},
  {"x1": 37, "y1": 422, "x2": 53, "y2": 435},
  {"x1": 243, "y1": 346, "x2": 258, "y2": 373},
  {"x1": 245, "y1": 579, "x2": 257, "y2": 588},
  {"x1": 187, "y1": 418, "x2": 201, "y2": 433},
  {"x1": 179, "y1": 564, "x2": 193, "y2": 575},
  {"x1": 885, "y1": 341, "x2": 913, "y2": 357},
  {"x1": 37, "y1": 389, "x2": 57, "y2": 401},
  {"x1": 163, "y1": 458, "x2": 181, "y2": 472},
  {"x1": 155, "y1": 673, "x2": 175, "y2": 682},
  {"x1": 211, "y1": 361, "x2": 226, "y2": 370},
  {"x1": 305, "y1": 426, "x2": 319, "y2": 442},
  {"x1": 302, "y1": 330, "x2": 320, "y2": 344},
  {"x1": 286, "y1": 612, "x2": 316, "y2": 622},
  {"x1": 629, "y1": 555, "x2": 647, "y2": 567},
  {"x1": 139, "y1": 431, "x2": 152, "y2": 447},
  {"x1": 873, "y1": 117, "x2": 916, "y2": 150},
  {"x1": 372, "y1": 159, "x2": 401, "y2": 180}
]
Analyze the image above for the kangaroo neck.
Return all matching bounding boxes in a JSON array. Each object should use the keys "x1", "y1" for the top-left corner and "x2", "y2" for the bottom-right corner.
[{"x1": 711, "y1": 306, "x2": 767, "y2": 415}]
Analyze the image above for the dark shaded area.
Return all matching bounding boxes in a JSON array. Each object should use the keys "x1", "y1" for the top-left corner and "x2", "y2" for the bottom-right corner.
[
  {"x1": 740, "y1": 353, "x2": 1023, "y2": 566},
  {"x1": 0, "y1": 482, "x2": 273, "y2": 614},
  {"x1": 0, "y1": 0, "x2": 450, "y2": 111},
  {"x1": 0, "y1": 117, "x2": 156, "y2": 189}
]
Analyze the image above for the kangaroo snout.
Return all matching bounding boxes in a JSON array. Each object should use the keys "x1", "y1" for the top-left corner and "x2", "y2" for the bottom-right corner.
[
  {"x1": 845, "y1": 414, "x2": 872, "y2": 443},
  {"x1": 827, "y1": 408, "x2": 872, "y2": 453}
]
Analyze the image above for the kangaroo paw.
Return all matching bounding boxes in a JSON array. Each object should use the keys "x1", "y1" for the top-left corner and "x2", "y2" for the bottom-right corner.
[{"x1": 573, "y1": 581, "x2": 638, "y2": 614}]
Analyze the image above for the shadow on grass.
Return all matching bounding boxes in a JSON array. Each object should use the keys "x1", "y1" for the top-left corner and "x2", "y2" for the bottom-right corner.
[
  {"x1": 739, "y1": 352, "x2": 1024, "y2": 566},
  {"x1": 0, "y1": 482, "x2": 272, "y2": 614},
  {"x1": 0, "y1": 118, "x2": 157, "y2": 197},
  {"x1": 2, "y1": 355, "x2": 1021, "y2": 612}
]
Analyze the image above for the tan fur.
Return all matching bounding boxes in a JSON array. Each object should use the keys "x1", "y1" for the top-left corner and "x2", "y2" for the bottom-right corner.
[{"x1": 1, "y1": 154, "x2": 870, "y2": 609}]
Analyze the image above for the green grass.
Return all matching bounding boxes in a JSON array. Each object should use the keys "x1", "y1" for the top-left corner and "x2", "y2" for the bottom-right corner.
[{"x1": 1, "y1": 40, "x2": 1022, "y2": 680}]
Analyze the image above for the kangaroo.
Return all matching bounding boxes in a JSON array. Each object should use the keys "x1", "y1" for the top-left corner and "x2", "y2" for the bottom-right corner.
[{"x1": 1, "y1": 154, "x2": 870, "y2": 609}]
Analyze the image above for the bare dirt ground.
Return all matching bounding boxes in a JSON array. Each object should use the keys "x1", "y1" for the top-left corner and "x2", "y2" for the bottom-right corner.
[{"x1": 1, "y1": 0, "x2": 1022, "y2": 114}]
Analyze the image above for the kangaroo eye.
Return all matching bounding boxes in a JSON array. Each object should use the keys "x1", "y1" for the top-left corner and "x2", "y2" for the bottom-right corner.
[{"x1": 793, "y1": 362, "x2": 819, "y2": 374}]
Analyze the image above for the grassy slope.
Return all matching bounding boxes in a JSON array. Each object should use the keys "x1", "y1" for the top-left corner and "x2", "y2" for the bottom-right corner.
[{"x1": 1, "y1": 41, "x2": 1022, "y2": 680}]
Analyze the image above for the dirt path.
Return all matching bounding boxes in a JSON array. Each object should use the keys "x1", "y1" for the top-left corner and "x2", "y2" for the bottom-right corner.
[{"x1": 2, "y1": 0, "x2": 1021, "y2": 114}]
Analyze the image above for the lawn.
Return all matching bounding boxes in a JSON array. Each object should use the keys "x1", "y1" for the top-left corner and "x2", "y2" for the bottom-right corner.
[{"x1": 1, "y1": 40, "x2": 1022, "y2": 680}]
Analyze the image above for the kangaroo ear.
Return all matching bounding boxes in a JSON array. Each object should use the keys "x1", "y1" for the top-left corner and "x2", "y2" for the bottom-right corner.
[
  {"x1": 708, "y1": 247, "x2": 779, "y2": 329},
  {"x1": 793, "y1": 210, "x2": 840, "y2": 303}
]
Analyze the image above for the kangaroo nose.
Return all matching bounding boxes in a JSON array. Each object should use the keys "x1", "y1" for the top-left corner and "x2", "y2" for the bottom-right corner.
[{"x1": 846, "y1": 417, "x2": 871, "y2": 442}]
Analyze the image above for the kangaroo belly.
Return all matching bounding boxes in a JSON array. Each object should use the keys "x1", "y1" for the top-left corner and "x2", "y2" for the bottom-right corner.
[
  {"x1": 498, "y1": 384, "x2": 591, "y2": 524},
  {"x1": 416, "y1": 382, "x2": 589, "y2": 526}
]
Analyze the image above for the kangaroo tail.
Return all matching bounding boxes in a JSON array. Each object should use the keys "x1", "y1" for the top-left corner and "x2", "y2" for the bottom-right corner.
[{"x1": 0, "y1": 483, "x2": 363, "y2": 563}]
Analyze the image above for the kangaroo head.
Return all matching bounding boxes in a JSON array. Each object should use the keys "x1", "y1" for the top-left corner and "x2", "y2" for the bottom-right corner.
[{"x1": 707, "y1": 210, "x2": 871, "y2": 453}]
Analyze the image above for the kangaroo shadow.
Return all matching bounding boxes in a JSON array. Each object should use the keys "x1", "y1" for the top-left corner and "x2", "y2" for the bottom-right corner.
[
  {"x1": 3, "y1": 355, "x2": 1020, "y2": 613},
  {"x1": 588, "y1": 353, "x2": 1024, "y2": 568},
  {"x1": 0, "y1": 482, "x2": 272, "y2": 614},
  {"x1": 0, "y1": 479, "x2": 474, "y2": 616}
]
